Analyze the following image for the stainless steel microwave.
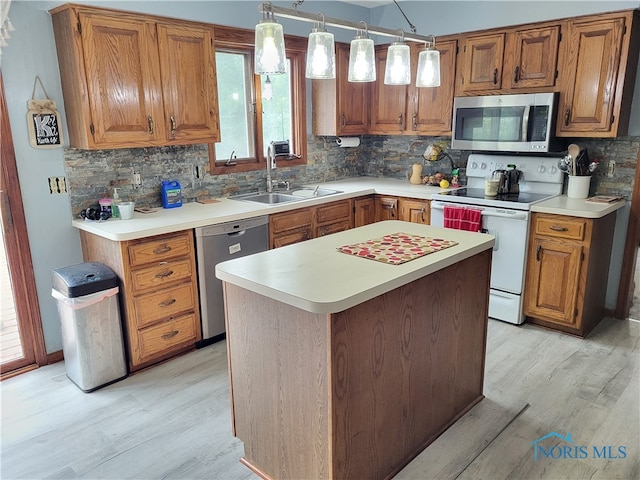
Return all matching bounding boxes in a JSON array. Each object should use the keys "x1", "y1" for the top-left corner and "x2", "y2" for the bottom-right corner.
[{"x1": 451, "y1": 92, "x2": 563, "y2": 153}]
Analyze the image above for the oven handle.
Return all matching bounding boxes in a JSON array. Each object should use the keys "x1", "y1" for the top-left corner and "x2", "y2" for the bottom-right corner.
[{"x1": 431, "y1": 202, "x2": 528, "y2": 220}]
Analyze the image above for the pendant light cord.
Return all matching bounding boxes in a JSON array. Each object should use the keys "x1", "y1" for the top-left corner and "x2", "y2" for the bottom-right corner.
[{"x1": 393, "y1": 0, "x2": 416, "y2": 34}]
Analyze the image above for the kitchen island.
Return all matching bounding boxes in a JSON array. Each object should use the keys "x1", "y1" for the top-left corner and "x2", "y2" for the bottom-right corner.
[{"x1": 216, "y1": 221, "x2": 495, "y2": 479}]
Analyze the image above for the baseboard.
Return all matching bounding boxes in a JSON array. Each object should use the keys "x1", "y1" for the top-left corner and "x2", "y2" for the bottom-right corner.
[{"x1": 47, "y1": 350, "x2": 64, "y2": 364}]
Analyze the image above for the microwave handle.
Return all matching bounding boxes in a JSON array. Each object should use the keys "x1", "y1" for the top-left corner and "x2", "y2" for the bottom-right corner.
[{"x1": 522, "y1": 105, "x2": 531, "y2": 142}]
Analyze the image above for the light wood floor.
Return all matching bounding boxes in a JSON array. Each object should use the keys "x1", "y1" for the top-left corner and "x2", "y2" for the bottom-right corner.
[{"x1": 1, "y1": 317, "x2": 638, "y2": 480}]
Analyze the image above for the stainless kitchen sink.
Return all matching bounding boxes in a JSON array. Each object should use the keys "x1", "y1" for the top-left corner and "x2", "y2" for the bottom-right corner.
[
  {"x1": 236, "y1": 192, "x2": 300, "y2": 204},
  {"x1": 290, "y1": 187, "x2": 342, "y2": 198},
  {"x1": 235, "y1": 187, "x2": 342, "y2": 205}
]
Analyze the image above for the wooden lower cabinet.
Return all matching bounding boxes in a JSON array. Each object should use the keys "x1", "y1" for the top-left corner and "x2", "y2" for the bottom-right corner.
[
  {"x1": 375, "y1": 196, "x2": 398, "y2": 222},
  {"x1": 315, "y1": 199, "x2": 353, "y2": 238},
  {"x1": 270, "y1": 209, "x2": 313, "y2": 249},
  {"x1": 271, "y1": 196, "x2": 432, "y2": 248},
  {"x1": 269, "y1": 199, "x2": 353, "y2": 248},
  {"x1": 354, "y1": 196, "x2": 376, "y2": 227},
  {"x1": 399, "y1": 197, "x2": 430, "y2": 225},
  {"x1": 375, "y1": 195, "x2": 431, "y2": 225},
  {"x1": 523, "y1": 212, "x2": 616, "y2": 337},
  {"x1": 79, "y1": 229, "x2": 201, "y2": 371}
]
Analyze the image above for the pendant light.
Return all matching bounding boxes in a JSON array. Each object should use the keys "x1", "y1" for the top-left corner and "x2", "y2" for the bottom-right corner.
[
  {"x1": 254, "y1": 6, "x2": 286, "y2": 75},
  {"x1": 305, "y1": 14, "x2": 335, "y2": 79},
  {"x1": 384, "y1": 31, "x2": 411, "y2": 85},
  {"x1": 348, "y1": 22, "x2": 375, "y2": 83},
  {"x1": 416, "y1": 36, "x2": 441, "y2": 87},
  {"x1": 263, "y1": 75, "x2": 273, "y2": 100}
]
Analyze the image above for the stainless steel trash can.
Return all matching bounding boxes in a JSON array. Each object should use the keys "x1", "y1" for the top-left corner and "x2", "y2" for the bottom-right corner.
[{"x1": 52, "y1": 262, "x2": 127, "y2": 392}]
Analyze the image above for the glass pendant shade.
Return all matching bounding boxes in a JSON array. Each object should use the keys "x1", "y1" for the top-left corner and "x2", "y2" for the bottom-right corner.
[
  {"x1": 384, "y1": 41, "x2": 411, "y2": 85},
  {"x1": 348, "y1": 34, "x2": 376, "y2": 82},
  {"x1": 306, "y1": 28, "x2": 336, "y2": 79},
  {"x1": 255, "y1": 16, "x2": 286, "y2": 75},
  {"x1": 416, "y1": 47, "x2": 441, "y2": 87}
]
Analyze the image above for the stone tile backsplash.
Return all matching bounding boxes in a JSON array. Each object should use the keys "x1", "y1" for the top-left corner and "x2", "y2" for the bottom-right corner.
[{"x1": 63, "y1": 134, "x2": 639, "y2": 218}]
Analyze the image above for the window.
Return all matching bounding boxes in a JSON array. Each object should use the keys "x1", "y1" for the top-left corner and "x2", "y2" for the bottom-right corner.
[{"x1": 210, "y1": 27, "x2": 307, "y2": 174}]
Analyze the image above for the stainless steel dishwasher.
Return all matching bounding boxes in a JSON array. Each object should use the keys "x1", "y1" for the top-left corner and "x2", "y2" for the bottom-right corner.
[{"x1": 195, "y1": 215, "x2": 269, "y2": 347}]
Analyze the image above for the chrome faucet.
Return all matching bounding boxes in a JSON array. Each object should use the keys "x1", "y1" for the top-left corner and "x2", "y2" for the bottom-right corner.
[
  {"x1": 266, "y1": 143, "x2": 275, "y2": 192},
  {"x1": 266, "y1": 142, "x2": 290, "y2": 192}
]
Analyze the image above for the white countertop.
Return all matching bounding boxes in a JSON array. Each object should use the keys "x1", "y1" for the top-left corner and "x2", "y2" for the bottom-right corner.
[
  {"x1": 72, "y1": 176, "x2": 625, "y2": 241},
  {"x1": 531, "y1": 195, "x2": 625, "y2": 218},
  {"x1": 215, "y1": 221, "x2": 495, "y2": 314},
  {"x1": 72, "y1": 177, "x2": 447, "y2": 241}
]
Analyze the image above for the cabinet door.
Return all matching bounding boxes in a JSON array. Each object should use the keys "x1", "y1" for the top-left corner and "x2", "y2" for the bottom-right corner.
[
  {"x1": 79, "y1": 12, "x2": 163, "y2": 147},
  {"x1": 369, "y1": 47, "x2": 408, "y2": 134},
  {"x1": 399, "y1": 198, "x2": 430, "y2": 225},
  {"x1": 505, "y1": 25, "x2": 560, "y2": 89},
  {"x1": 156, "y1": 23, "x2": 220, "y2": 144},
  {"x1": 459, "y1": 33, "x2": 505, "y2": 93},
  {"x1": 558, "y1": 16, "x2": 626, "y2": 135},
  {"x1": 524, "y1": 237, "x2": 582, "y2": 327},
  {"x1": 409, "y1": 40, "x2": 457, "y2": 135},
  {"x1": 375, "y1": 196, "x2": 398, "y2": 222},
  {"x1": 354, "y1": 197, "x2": 375, "y2": 227},
  {"x1": 336, "y1": 45, "x2": 369, "y2": 135}
]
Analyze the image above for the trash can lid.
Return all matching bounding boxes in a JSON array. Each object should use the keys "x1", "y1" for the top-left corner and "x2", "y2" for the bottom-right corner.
[{"x1": 52, "y1": 262, "x2": 118, "y2": 298}]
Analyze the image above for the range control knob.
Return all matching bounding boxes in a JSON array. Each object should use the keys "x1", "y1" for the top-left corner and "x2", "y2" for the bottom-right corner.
[
  {"x1": 549, "y1": 166, "x2": 558, "y2": 174},
  {"x1": 537, "y1": 165, "x2": 546, "y2": 174},
  {"x1": 481, "y1": 162, "x2": 487, "y2": 170},
  {"x1": 471, "y1": 162, "x2": 478, "y2": 169}
]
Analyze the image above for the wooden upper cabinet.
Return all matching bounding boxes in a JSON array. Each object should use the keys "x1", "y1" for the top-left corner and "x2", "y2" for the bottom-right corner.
[
  {"x1": 369, "y1": 46, "x2": 408, "y2": 134},
  {"x1": 409, "y1": 39, "x2": 457, "y2": 135},
  {"x1": 312, "y1": 44, "x2": 369, "y2": 136},
  {"x1": 50, "y1": 4, "x2": 220, "y2": 149},
  {"x1": 504, "y1": 25, "x2": 560, "y2": 89},
  {"x1": 368, "y1": 39, "x2": 458, "y2": 136},
  {"x1": 56, "y1": 11, "x2": 164, "y2": 148},
  {"x1": 457, "y1": 24, "x2": 561, "y2": 95},
  {"x1": 156, "y1": 23, "x2": 220, "y2": 144},
  {"x1": 557, "y1": 11, "x2": 639, "y2": 137},
  {"x1": 458, "y1": 33, "x2": 505, "y2": 93}
]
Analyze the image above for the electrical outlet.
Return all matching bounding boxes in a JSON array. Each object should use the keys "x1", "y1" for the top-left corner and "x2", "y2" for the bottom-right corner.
[
  {"x1": 133, "y1": 172, "x2": 142, "y2": 188},
  {"x1": 48, "y1": 176, "x2": 67, "y2": 194},
  {"x1": 607, "y1": 160, "x2": 615, "y2": 178}
]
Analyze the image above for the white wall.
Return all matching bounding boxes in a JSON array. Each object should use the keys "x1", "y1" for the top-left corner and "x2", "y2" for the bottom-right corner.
[{"x1": 3, "y1": 0, "x2": 639, "y2": 352}]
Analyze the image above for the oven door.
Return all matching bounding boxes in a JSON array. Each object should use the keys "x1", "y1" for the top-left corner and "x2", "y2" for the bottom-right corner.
[{"x1": 431, "y1": 201, "x2": 530, "y2": 323}]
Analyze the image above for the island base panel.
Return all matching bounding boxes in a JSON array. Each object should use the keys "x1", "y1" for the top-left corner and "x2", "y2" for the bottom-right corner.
[{"x1": 224, "y1": 249, "x2": 491, "y2": 479}]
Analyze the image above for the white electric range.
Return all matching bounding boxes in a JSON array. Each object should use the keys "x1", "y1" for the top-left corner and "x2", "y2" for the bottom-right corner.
[{"x1": 431, "y1": 154, "x2": 564, "y2": 324}]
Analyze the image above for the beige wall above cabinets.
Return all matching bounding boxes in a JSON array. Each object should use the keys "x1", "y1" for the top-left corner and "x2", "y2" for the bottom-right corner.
[{"x1": 50, "y1": 4, "x2": 220, "y2": 149}]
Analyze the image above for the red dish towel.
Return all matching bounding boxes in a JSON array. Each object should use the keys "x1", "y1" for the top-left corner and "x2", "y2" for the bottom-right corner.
[{"x1": 443, "y1": 205, "x2": 482, "y2": 232}]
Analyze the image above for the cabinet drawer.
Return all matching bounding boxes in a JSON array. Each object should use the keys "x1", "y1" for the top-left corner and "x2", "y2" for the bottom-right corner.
[
  {"x1": 534, "y1": 216, "x2": 586, "y2": 241},
  {"x1": 128, "y1": 233, "x2": 192, "y2": 266},
  {"x1": 316, "y1": 219, "x2": 352, "y2": 238},
  {"x1": 272, "y1": 228, "x2": 312, "y2": 249},
  {"x1": 270, "y1": 209, "x2": 312, "y2": 234},
  {"x1": 130, "y1": 258, "x2": 194, "y2": 292},
  {"x1": 133, "y1": 282, "x2": 196, "y2": 328},
  {"x1": 316, "y1": 200, "x2": 351, "y2": 224},
  {"x1": 137, "y1": 313, "x2": 198, "y2": 362}
]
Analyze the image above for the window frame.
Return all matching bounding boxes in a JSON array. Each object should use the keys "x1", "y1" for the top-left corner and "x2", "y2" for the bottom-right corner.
[{"x1": 210, "y1": 26, "x2": 307, "y2": 175}]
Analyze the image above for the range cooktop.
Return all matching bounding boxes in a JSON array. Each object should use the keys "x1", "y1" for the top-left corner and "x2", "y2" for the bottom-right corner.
[{"x1": 432, "y1": 187, "x2": 558, "y2": 210}]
